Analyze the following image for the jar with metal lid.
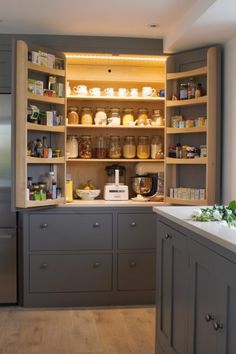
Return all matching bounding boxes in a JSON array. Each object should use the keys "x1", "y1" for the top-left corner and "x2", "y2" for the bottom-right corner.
[
  {"x1": 107, "y1": 108, "x2": 121, "y2": 125},
  {"x1": 123, "y1": 136, "x2": 136, "y2": 158},
  {"x1": 66, "y1": 135, "x2": 78, "y2": 158},
  {"x1": 179, "y1": 83, "x2": 188, "y2": 100},
  {"x1": 151, "y1": 109, "x2": 164, "y2": 127},
  {"x1": 151, "y1": 135, "x2": 163, "y2": 159},
  {"x1": 94, "y1": 108, "x2": 107, "y2": 125},
  {"x1": 95, "y1": 136, "x2": 107, "y2": 159},
  {"x1": 108, "y1": 136, "x2": 122, "y2": 159},
  {"x1": 81, "y1": 108, "x2": 93, "y2": 125},
  {"x1": 137, "y1": 108, "x2": 149, "y2": 126},
  {"x1": 122, "y1": 108, "x2": 134, "y2": 126},
  {"x1": 78, "y1": 135, "x2": 92, "y2": 159},
  {"x1": 137, "y1": 136, "x2": 150, "y2": 159},
  {"x1": 67, "y1": 107, "x2": 79, "y2": 125}
]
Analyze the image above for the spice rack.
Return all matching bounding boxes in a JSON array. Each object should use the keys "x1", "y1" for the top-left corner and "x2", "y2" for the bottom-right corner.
[
  {"x1": 15, "y1": 40, "x2": 66, "y2": 208},
  {"x1": 165, "y1": 46, "x2": 220, "y2": 205}
]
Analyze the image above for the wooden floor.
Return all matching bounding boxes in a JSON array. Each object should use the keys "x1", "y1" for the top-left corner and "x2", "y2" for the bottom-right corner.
[{"x1": 0, "y1": 306, "x2": 155, "y2": 354}]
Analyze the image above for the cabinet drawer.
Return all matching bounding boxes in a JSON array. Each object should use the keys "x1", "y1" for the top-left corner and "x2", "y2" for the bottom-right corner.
[
  {"x1": 118, "y1": 213, "x2": 156, "y2": 249},
  {"x1": 29, "y1": 254, "x2": 112, "y2": 293},
  {"x1": 118, "y1": 253, "x2": 155, "y2": 290},
  {"x1": 29, "y1": 213, "x2": 112, "y2": 251}
]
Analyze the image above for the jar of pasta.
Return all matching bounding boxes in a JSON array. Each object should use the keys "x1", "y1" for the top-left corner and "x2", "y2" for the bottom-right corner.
[
  {"x1": 108, "y1": 136, "x2": 122, "y2": 159},
  {"x1": 123, "y1": 136, "x2": 136, "y2": 158},
  {"x1": 67, "y1": 107, "x2": 79, "y2": 125},
  {"x1": 78, "y1": 135, "x2": 92, "y2": 158},
  {"x1": 137, "y1": 136, "x2": 150, "y2": 159},
  {"x1": 81, "y1": 108, "x2": 93, "y2": 125},
  {"x1": 137, "y1": 109, "x2": 149, "y2": 126},
  {"x1": 122, "y1": 108, "x2": 134, "y2": 126}
]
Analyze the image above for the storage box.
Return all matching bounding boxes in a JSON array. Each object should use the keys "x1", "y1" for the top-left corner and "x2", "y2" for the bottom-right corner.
[
  {"x1": 28, "y1": 79, "x2": 36, "y2": 93},
  {"x1": 39, "y1": 51, "x2": 48, "y2": 67},
  {"x1": 47, "y1": 53, "x2": 56, "y2": 69}
]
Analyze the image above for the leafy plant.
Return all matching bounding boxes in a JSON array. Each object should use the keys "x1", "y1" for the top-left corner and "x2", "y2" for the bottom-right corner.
[{"x1": 191, "y1": 200, "x2": 236, "y2": 227}]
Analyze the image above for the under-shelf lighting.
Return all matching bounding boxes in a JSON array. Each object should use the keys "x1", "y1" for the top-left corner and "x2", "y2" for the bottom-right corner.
[{"x1": 65, "y1": 53, "x2": 167, "y2": 62}]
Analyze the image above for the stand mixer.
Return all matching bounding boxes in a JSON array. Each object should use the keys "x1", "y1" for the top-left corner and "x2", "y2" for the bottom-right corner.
[{"x1": 130, "y1": 163, "x2": 164, "y2": 201}]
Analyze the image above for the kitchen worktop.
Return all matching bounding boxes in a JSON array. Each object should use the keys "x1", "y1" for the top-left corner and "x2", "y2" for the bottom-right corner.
[
  {"x1": 153, "y1": 206, "x2": 236, "y2": 253},
  {"x1": 63, "y1": 200, "x2": 167, "y2": 207}
]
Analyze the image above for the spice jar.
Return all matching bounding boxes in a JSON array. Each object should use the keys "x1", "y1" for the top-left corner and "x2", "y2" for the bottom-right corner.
[
  {"x1": 151, "y1": 109, "x2": 164, "y2": 126},
  {"x1": 123, "y1": 136, "x2": 136, "y2": 159},
  {"x1": 78, "y1": 135, "x2": 92, "y2": 159},
  {"x1": 67, "y1": 107, "x2": 79, "y2": 125},
  {"x1": 151, "y1": 135, "x2": 163, "y2": 159},
  {"x1": 95, "y1": 136, "x2": 107, "y2": 159},
  {"x1": 81, "y1": 108, "x2": 93, "y2": 125},
  {"x1": 137, "y1": 136, "x2": 150, "y2": 159},
  {"x1": 108, "y1": 136, "x2": 122, "y2": 159},
  {"x1": 122, "y1": 108, "x2": 134, "y2": 126},
  {"x1": 137, "y1": 109, "x2": 149, "y2": 126}
]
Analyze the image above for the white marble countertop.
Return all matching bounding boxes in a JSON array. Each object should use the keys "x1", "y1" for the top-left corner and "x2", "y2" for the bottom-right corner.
[{"x1": 153, "y1": 206, "x2": 236, "y2": 253}]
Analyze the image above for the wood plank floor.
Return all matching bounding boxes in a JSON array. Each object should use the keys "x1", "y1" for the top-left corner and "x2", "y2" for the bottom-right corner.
[{"x1": 0, "y1": 306, "x2": 155, "y2": 354}]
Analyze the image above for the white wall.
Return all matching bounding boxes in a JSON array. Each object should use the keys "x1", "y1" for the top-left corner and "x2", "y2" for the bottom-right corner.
[{"x1": 222, "y1": 35, "x2": 236, "y2": 203}]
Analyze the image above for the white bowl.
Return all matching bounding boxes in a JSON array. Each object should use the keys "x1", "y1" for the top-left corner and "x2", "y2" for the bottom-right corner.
[{"x1": 76, "y1": 189, "x2": 101, "y2": 200}]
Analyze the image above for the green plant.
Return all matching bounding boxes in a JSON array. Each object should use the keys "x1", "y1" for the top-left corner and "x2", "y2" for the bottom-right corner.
[{"x1": 191, "y1": 200, "x2": 236, "y2": 227}]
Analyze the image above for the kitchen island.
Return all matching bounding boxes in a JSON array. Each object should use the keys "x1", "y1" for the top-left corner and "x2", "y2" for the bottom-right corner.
[{"x1": 153, "y1": 206, "x2": 236, "y2": 354}]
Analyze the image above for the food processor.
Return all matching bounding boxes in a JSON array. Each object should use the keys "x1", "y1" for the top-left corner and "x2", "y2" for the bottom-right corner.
[{"x1": 104, "y1": 164, "x2": 129, "y2": 201}]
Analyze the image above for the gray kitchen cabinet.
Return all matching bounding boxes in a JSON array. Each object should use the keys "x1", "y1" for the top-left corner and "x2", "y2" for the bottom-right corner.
[
  {"x1": 156, "y1": 216, "x2": 236, "y2": 354},
  {"x1": 0, "y1": 51, "x2": 11, "y2": 93},
  {"x1": 156, "y1": 222, "x2": 189, "y2": 354},
  {"x1": 19, "y1": 207, "x2": 156, "y2": 307}
]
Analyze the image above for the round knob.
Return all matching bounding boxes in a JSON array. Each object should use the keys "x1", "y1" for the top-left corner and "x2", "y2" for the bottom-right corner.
[
  {"x1": 213, "y1": 321, "x2": 223, "y2": 331},
  {"x1": 93, "y1": 222, "x2": 100, "y2": 228},
  {"x1": 165, "y1": 233, "x2": 172, "y2": 240},
  {"x1": 93, "y1": 262, "x2": 101, "y2": 268},
  {"x1": 40, "y1": 263, "x2": 48, "y2": 269},
  {"x1": 41, "y1": 223, "x2": 48, "y2": 229},
  {"x1": 205, "y1": 313, "x2": 214, "y2": 322},
  {"x1": 129, "y1": 261, "x2": 137, "y2": 267},
  {"x1": 130, "y1": 222, "x2": 136, "y2": 227}
]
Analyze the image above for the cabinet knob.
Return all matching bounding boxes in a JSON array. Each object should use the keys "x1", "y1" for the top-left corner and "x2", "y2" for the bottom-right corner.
[
  {"x1": 40, "y1": 263, "x2": 48, "y2": 269},
  {"x1": 93, "y1": 262, "x2": 101, "y2": 268},
  {"x1": 165, "y1": 233, "x2": 172, "y2": 240},
  {"x1": 93, "y1": 222, "x2": 100, "y2": 228},
  {"x1": 130, "y1": 222, "x2": 136, "y2": 227},
  {"x1": 213, "y1": 321, "x2": 223, "y2": 331},
  {"x1": 41, "y1": 223, "x2": 48, "y2": 229},
  {"x1": 129, "y1": 261, "x2": 137, "y2": 267},
  {"x1": 205, "y1": 313, "x2": 214, "y2": 322}
]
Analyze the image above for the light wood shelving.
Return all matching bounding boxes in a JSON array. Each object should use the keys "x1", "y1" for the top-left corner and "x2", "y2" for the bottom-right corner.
[
  {"x1": 67, "y1": 158, "x2": 165, "y2": 163},
  {"x1": 166, "y1": 66, "x2": 207, "y2": 80},
  {"x1": 166, "y1": 127, "x2": 207, "y2": 134},
  {"x1": 166, "y1": 158, "x2": 207, "y2": 165},
  {"x1": 27, "y1": 123, "x2": 65, "y2": 133},
  {"x1": 25, "y1": 198, "x2": 65, "y2": 208},
  {"x1": 67, "y1": 124, "x2": 165, "y2": 129},
  {"x1": 27, "y1": 92, "x2": 65, "y2": 105},
  {"x1": 166, "y1": 96, "x2": 207, "y2": 107},
  {"x1": 27, "y1": 61, "x2": 65, "y2": 77},
  {"x1": 26, "y1": 157, "x2": 65, "y2": 164},
  {"x1": 165, "y1": 197, "x2": 207, "y2": 206},
  {"x1": 67, "y1": 94, "x2": 165, "y2": 102}
]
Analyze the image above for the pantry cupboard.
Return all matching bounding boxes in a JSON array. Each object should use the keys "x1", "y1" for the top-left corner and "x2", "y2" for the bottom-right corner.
[{"x1": 14, "y1": 40, "x2": 221, "y2": 208}]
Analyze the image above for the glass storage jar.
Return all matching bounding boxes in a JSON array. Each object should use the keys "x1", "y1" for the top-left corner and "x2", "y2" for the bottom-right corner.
[
  {"x1": 78, "y1": 135, "x2": 92, "y2": 159},
  {"x1": 123, "y1": 136, "x2": 136, "y2": 158},
  {"x1": 108, "y1": 136, "x2": 122, "y2": 159},
  {"x1": 122, "y1": 108, "x2": 134, "y2": 126},
  {"x1": 137, "y1": 108, "x2": 149, "y2": 126},
  {"x1": 94, "y1": 136, "x2": 107, "y2": 159},
  {"x1": 94, "y1": 108, "x2": 107, "y2": 125},
  {"x1": 137, "y1": 136, "x2": 150, "y2": 159},
  {"x1": 66, "y1": 135, "x2": 78, "y2": 158},
  {"x1": 81, "y1": 108, "x2": 93, "y2": 125},
  {"x1": 151, "y1": 135, "x2": 163, "y2": 159},
  {"x1": 151, "y1": 109, "x2": 164, "y2": 126},
  {"x1": 107, "y1": 108, "x2": 121, "y2": 125},
  {"x1": 67, "y1": 107, "x2": 79, "y2": 125}
]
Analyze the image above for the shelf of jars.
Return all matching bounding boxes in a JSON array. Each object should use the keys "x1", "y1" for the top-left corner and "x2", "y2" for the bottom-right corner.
[
  {"x1": 165, "y1": 197, "x2": 207, "y2": 206},
  {"x1": 66, "y1": 124, "x2": 165, "y2": 129},
  {"x1": 166, "y1": 66, "x2": 207, "y2": 81},
  {"x1": 166, "y1": 157, "x2": 207, "y2": 165},
  {"x1": 67, "y1": 94, "x2": 165, "y2": 102},
  {"x1": 27, "y1": 92, "x2": 65, "y2": 105},
  {"x1": 27, "y1": 122, "x2": 65, "y2": 132},
  {"x1": 27, "y1": 61, "x2": 66, "y2": 77},
  {"x1": 166, "y1": 96, "x2": 207, "y2": 107},
  {"x1": 66, "y1": 158, "x2": 165, "y2": 163},
  {"x1": 26, "y1": 157, "x2": 65, "y2": 164},
  {"x1": 166, "y1": 127, "x2": 207, "y2": 134}
]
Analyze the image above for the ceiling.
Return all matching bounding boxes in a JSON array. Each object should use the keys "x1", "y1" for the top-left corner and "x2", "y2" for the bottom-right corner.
[{"x1": 0, "y1": 0, "x2": 236, "y2": 52}]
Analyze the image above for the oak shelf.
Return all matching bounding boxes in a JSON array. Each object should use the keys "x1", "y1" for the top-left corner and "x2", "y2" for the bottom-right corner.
[
  {"x1": 27, "y1": 61, "x2": 65, "y2": 77},
  {"x1": 166, "y1": 127, "x2": 207, "y2": 134},
  {"x1": 26, "y1": 157, "x2": 65, "y2": 164},
  {"x1": 67, "y1": 94, "x2": 165, "y2": 102},
  {"x1": 165, "y1": 197, "x2": 207, "y2": 206},
  {"x1": 27, "y1": 122, "x2": 65, "y2": 133},
  {"x1": 67, "y1": 158, "x2": 165, "y2": 163},
  {"x1": 25, "y1": 198, "x2": 65, "y2": 208},
  {"x1": 166, "y1": 96, "x2": 207, "y2": 107},
  {"x1": 27, "y1": 92, "x2": 65, "y2": 105},
  {"x1": 166, "y1": 157, "x2": 207, "y2": 165},
  {"x1": 166, "y1": 66, "x2": 207, "y2": 80},
  {"x1": 66, "y1": 124, "x2": 165, "y2": 129}
]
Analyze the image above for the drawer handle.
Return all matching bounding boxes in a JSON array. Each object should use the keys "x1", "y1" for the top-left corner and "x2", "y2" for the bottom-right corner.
[
  {"x1": 165, "y1": 233, "x2": 172, "y2": 240},
  {"x1": 130, "y1": 222, "x2": 136, "y2": 227},
  {"x1": 40, "y1": 263, "x2": 48, "y2": 269},
  {"x1": 205, "y1": 313, "x2": 215, "y2": 322},
  {"x1": 93, "y1": 222, "x2": 100, "y2": 228},
  {"x1": 129, "y1": 261, "x2": 137, "y2": 268},
  {"x1": 213, "y1": 321, "x2": 223, "y2": 331},
  {"x1": 93, "y1": 262, "x2": 101, "y2": 268},
  {"x1": 41, "y1": 223, "x2": 48, "y2": 229}
]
